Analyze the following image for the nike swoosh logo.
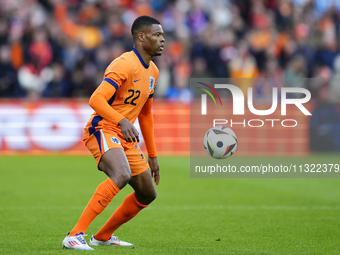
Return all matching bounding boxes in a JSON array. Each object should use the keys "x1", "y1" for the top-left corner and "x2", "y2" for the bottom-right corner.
[
  {"x1": 134, "y1": 79, "x2": 140, "y2": 83},
  {"x1": 98, "y1": 200, "x2": 106, "y2": 207}
]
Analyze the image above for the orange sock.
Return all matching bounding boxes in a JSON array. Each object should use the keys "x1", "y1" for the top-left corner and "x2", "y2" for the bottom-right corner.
[
  {"x1": 94, "y1": 192, "x2": 148, "y2": 241},
  {"x1": 69, "y1": 178, "x2": 120, "y2": 236}
]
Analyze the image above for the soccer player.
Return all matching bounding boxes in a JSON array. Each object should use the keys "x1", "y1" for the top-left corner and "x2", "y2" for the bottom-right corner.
[{"x1": 62, "y1": 16, "x2": 164, "y2": 250}]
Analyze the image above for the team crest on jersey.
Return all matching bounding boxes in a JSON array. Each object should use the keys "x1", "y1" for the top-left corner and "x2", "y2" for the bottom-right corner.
[
  {"x1": 149, "y1": 76, "x2": 155, "y2": 91},
  {"x1": 111, "y1": 137, "x2": 121, "y2": 144}
]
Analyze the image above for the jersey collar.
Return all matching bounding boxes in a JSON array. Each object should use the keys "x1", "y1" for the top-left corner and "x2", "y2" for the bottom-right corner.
[{"x1": 132, "y1": 48, "x2": 149, "y2": 69}]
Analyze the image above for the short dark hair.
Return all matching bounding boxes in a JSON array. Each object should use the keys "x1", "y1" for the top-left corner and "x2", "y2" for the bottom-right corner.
[{"x1": 131, "y1": 16, "x2": 161, "y2": 36}]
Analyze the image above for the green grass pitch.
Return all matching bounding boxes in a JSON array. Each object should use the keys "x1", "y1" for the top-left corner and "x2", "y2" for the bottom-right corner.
[{"x1": 0, "y1": 155, "x2": 340, "y2": 254}]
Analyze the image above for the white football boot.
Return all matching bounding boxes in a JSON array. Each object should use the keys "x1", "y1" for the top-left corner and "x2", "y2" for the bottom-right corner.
[
  {"x1": 89, "y1": 234, "x2": 133, "y2": 246},
  {"x1": 62, "y1": 232, "x2": 94, "y2": 250}
]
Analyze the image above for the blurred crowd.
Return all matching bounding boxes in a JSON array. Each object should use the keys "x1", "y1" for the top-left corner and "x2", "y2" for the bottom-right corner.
[{"x1": 1, "y1": 0, "x2": 340, "y2": 103}]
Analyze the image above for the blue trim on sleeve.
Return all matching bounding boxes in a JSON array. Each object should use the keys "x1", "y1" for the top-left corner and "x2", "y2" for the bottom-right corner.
[
  {"x1": 132, "y1": 48, "x2": 149, "y2": 69},
  {"x1": 148, "y1": 93, "x2": 154, "y2": 99},
  {"x1": 103, "y1": 78, "x2": 119, "y2": 91}
]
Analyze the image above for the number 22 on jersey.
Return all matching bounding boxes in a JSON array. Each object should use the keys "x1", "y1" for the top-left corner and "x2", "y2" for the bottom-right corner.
[{"x1": 124, "y1": 89, "x2": 140, "y2": 106}]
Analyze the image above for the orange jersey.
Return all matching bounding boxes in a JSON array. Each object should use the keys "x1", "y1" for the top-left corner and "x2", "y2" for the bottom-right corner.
[{"x1": 84, "y1": 49, "x2": 158, "y2": 156}]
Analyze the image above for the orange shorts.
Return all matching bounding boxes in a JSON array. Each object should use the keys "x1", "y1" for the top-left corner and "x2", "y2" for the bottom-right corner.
[{"x1": 84, "y1": 129, "x2": 149, "y2": 176}]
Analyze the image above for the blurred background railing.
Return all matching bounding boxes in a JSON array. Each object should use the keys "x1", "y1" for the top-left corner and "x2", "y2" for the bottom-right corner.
[{"x1": 0, "y1": 99, "x2": 190, "y2": 155}]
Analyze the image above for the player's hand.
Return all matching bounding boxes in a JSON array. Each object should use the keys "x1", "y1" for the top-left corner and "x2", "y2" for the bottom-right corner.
[
  {"x1": 118, "y1": 118, "x2": 140, "y2": 143},
  {"x1": 148, "y1": 157, "x2": 160, "y2": 185}
]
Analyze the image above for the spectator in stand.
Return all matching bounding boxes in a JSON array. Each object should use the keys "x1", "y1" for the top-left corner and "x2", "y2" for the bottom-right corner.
[
  {"x1": 165, "y1": 56, "x2": 191, "y2": 104},
  {"x1": 253, "y1": 57, "x2": 284, "y2": 100},
  {"x1": 284, "y1": 55, "x2": 307, "y2": 94},
  {"x1": 153, "y1": 53, "x2": 171, "y2": 98},
  {"x1": 0, "y1": 18, "x2": 8, "y2": 46},
  {"x1": 229, "y1": 39, "x2": 258, "y2": 95},
  {"x1": 42, "y1": 61, "x2": 70, "y2": 98},
  {"x1": 328, "y1": 54, "x2": 340, "y2": 103},
  {"x1": 29, "y1": 29, "x2": 53, "y2": 69},
  {"x1": 0, "y1": 45, "x2": 21, "y2": 97},
  {"x1": 309, "y1": 64, "x2": 332, "y2": 99},
  {"x1": 191, "y1": 57, "x2": 212, "y2": 78},
  {"x1": 18, "y1": 54, "x2": 53, "y2": 98},
  {"x1": 315, "y1": 9, "x2": 340, "y2": 70}
]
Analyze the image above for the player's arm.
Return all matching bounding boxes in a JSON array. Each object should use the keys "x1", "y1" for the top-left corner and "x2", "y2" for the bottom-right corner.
[
  {"x1": 89, "y1": 59, "x2": 140, "y2": 142},
  {"x1": 138, "y1": 97, "x2": 159, "y2": 184},
  {"x1": 89, "y1": 81, "x2": 124, "y2": 125},
  {"x1": 89, "y1": 81, "x2": 140, "y2": 142}
]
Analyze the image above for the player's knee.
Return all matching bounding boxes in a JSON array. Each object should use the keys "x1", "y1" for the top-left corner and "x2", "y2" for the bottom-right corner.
[
  {"x1": 120, "y1": 168, "x2": 132, "y2": 182},
  {"x1": 116, "y1": 167, "x2": 131, "y2": 186},
  {"x1": 134, "y1": 188, "x2": 157, "y2": 205},
  {"x1": 145, "y1": 189, "x2": 157, "y2": 204},
  {"x1": 149, "y1": 189, "x2": 157, "y2": 202},
  {"x1": 105, "y1": 165, "x2": 132, "y2": 189}
]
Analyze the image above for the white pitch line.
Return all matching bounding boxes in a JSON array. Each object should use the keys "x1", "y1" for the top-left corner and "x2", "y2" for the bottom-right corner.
[
  {"x1": 145, "y1": 205, "x2": 340, "y2": 211},
  {"x1": 1, "y1": 205, "x2": 340, "y2": 211}
]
